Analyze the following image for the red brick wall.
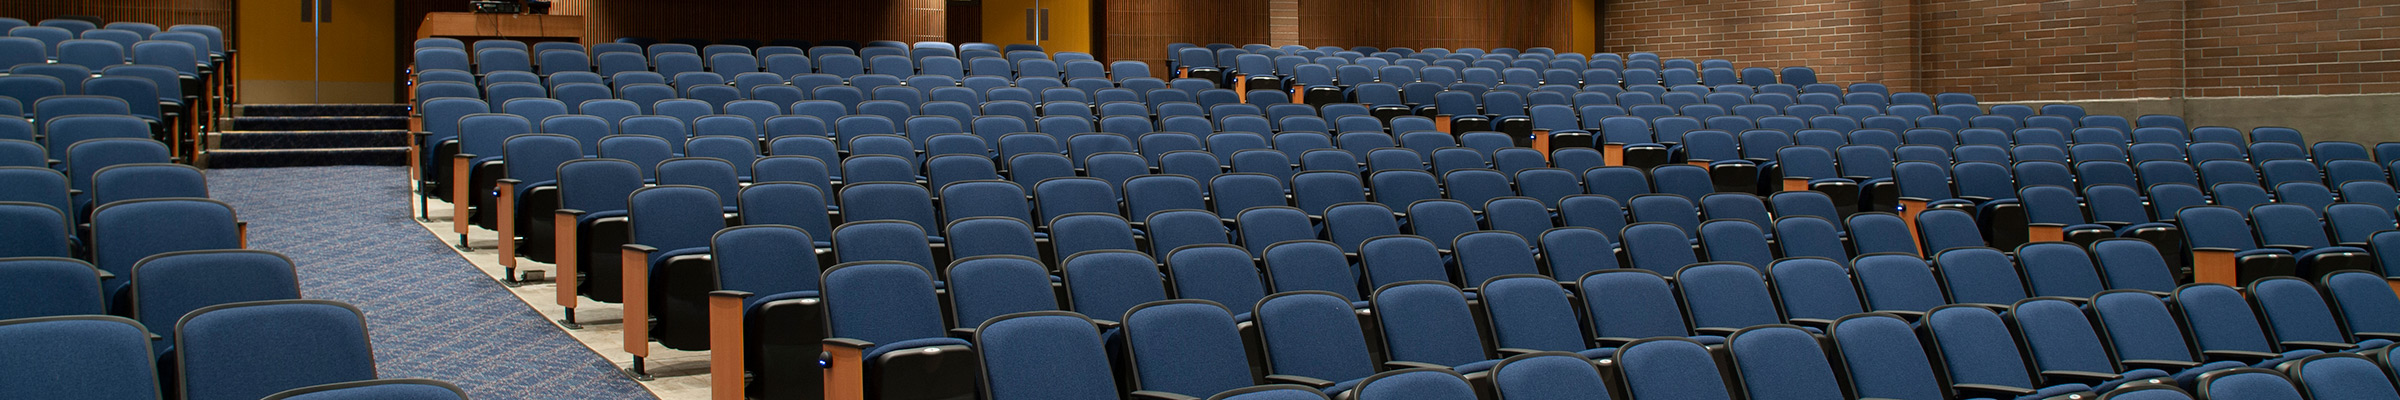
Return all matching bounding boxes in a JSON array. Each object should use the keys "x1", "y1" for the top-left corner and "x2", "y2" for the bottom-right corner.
[
  {"x1": 1602, "y1": 0, "x2": 2400, "y2": 102},
  {"x1": 1601, "y1": 0, "x2": 1919, "y2": 90},
  {"x1": 2184, "y1": 0, "x2": 2400, "y2": 97}
]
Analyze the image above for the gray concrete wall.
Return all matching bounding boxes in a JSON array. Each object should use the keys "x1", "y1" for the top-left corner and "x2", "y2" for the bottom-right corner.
[{"x1": 1988, "y1": 93, "x2": 2400, "y2": 145}]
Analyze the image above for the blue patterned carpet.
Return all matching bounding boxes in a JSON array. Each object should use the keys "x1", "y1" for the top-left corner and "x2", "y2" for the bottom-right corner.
[{"x1": 207, "y1": 166, "x2": 657, "y2": 400}]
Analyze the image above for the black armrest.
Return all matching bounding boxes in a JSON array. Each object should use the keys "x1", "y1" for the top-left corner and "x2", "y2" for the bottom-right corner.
[
  {"x1": 1788, "y1": 318, "x2": 1835, "y2": 330},
  {"x1": 2039, "y1": 370, "x2": 2120, "y2": 386},
  {"x1": 1693, "y1": 327, "x2": 1739, "y2": 336},
  {"x1": 95, "y1": 270, "x2": 116, "y2": 281},
  {"x1": 498, "y1": 178, "x2": 522, "y2": 185},
  {"x1": 1263, "y1": 375, "x2": 1335, "y2": 389},
  {"x1": 2201, "y1": 350, "x2": 2280, "y2": 363},
  {"x1": 1496, "y1": 348, "x2": 1543, "y2": 357},
  {"x1": 1129, "y1": 390, "x2": 1204, "y2": 400},
  {"x1": 1595, "y1": 337, "x2": 1640, "y2": 347},
  {"x1": 1383, "y1": 360, "x2": 1448, "y2": 371},
  {"x1": 2263, "y1": 244, "x2": 2313, "y2": 252},
  {"x1": 823, "y1": 337, "x2": 875, "y2": 350},
  {"x1": 2355, "y1": 332, "x2": 2400, "y2": 342},
  {"x1": 947, "y1": 328, "x2": 977, "y2": 340},
  {"x1": 1093, "y1": 320, "x2": 1121, "y2": 331},
  {"x1": 2121, "y1": 359, "x2": 2200, "y2": 371},
  {"x1": 1951, "y1": 383, "x2": 2037, "y2": 399},
  {"x1": 623, "y1": 243, "x2": 659, "y2": 254},
  {"x1": 2281, "y1": 341, "x2": 2355, "y2": 352}
]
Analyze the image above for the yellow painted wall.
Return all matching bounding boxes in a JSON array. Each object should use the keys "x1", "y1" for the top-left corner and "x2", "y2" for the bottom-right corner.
[
  {"x1": 982, "y1": 0, "x2": 1090, "y2": 54},
  {"x1": 238, "y1": 0, "x2": 395, "y2": 103},
  {"x1": 1573, "y1": 0, "x2": 1597, "y2": 54}
]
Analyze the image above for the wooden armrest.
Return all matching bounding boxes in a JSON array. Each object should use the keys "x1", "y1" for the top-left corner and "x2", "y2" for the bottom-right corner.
[
  {"x1": 553, "y1": 209, "x2": 584, "y2": 308},
  {"x1": 496, "y1": 179, "x2": 519, "y2": 268},
  {"x1": 709, "y1": 290, "x2": 753, "y2": 400},
  {"x1": 622, "y1": 244, "x2": 659, "y2": 357},
  {"x1": 451, "y1": 154, "x2": 475, "y2": 235},
  {"x1": 823, "y1": 338, "x2": 872, "y2": 400},
  {"x1": 2191, "y1": 248, "x2": 2238, "y2": 287}
]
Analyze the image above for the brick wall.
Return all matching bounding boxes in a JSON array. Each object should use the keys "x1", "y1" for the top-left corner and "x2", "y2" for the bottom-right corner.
[
  {"x1": 2185, "y1": 0, "x2": 2400, "y2": 97},
  {"x1": 1602, "y1": 0, "x2": 2400, "y2": 102},
  {"x1": 1603, "y1": 0, "x2": 1918, "y2": 89}
]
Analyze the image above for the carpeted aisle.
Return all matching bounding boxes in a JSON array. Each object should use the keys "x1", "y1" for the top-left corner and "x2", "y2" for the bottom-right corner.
[{"x1": 206, "y1": 166, "x2": 657, "y2": 399}]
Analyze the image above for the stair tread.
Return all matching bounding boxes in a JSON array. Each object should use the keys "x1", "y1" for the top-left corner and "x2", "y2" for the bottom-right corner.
[
  {"x1": 218, "y1": 130, "x2": 411, "y2": 134},
  {"x1": 229, "y1": 116, "x2": 408, "y2": 120},
  {"x1": 210, "y1": 147, "x2": 408, "y2": 152}
]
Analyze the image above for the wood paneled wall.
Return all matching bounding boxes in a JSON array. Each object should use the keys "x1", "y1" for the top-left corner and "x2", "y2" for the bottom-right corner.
[
  {"x1": 1298, "y1": 0, "x2": 1576, "y2": 52},
  {"x1": 3, "y1": 0, "x2": 236, "y2": 39},
  {"x1": 577, "y1": 0, "x2": 943, "y2": 45},
  {"x1": 1103, "y1": 0, "x2": 1272, "y2": 79}
]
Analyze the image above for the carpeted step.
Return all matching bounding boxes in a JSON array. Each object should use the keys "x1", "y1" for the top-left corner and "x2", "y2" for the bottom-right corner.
[
  {"x1": 239, "y1": 104, "x2": 411, "y2": 117},
  {"x1": 206, "y1": 147, "x2": 409, "y2": 168},
  {"x1": 217, "y1": 130, "x2": 410, "y2": 150},
  {"x1": 226, "y1": 116, "x2": 409, "y2": 131}
]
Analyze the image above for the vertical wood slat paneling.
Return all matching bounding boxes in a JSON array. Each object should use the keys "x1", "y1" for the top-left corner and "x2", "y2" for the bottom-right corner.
[
  {"x1": 1299, "y1": 0, "x2": 1574, "y2": 52},
  {"x1": 578, "y1": 0, "x2": 945, "y2": 46},
  {"x1": 1104, "y1": 0, "x2": 1272, "y2": 79},
  {"x1": 3, "y1": 0, "x2": 236, "y2": 40}
]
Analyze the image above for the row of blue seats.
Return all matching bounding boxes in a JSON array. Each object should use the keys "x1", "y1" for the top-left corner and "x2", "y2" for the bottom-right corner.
[
  {"x1": 649, "y1": 208, "x2": 2400, "y2": 399},
  {"x1": 0, "y1": 299, "x2": 467, "y2": 400},
  {"x1": 413, "y1": 38, "x2": 1118, "y2": 83}
]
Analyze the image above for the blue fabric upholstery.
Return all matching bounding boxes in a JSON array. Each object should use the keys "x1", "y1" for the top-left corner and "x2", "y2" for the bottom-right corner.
[
  {"x1": 832, "y1": 221, "x2": 936, "y2": 269},
  {"x1": 1676, "y1": 262, "x2": 1782, "y2": 332},
  {"x1": 0, "y1": 316, "x2": 158, "y2": 399},
  {"x1": 1254, "y1": 292, "x2": 1376, "y2": 389},
  {"x1": 1829, "y1": 314, "x2": 1949, "y2": 400},
  {"x1": 944, "y1": 255, "x2": 1057, "y2": 328},
  {"x1": 92, "y1": 198, "x2": 241, "y2": 303},
  {"x1": 822, "y1": 262, "x2": 946, "y2": 348},
  {"x1": 1350, "y1": 369, "x2": 1476, "y2": 400},
  {"x1": 1727, "y1": 326, "x2": 1848, "y2": 399},
  {"x1": 133, "y1": 250, "x2": 301, "y2": 348},
  {"x1": 1615, "y1": 339, "x2": 1735, "y2": 399},
  {"x1": 2289, "y1": 354, "x2": 2400, "y2": 399},
  {"x1": 1165, "y1": 245, "x2": 1267, "y2": 318},
  {"x1": 1061, "y1": 250, "x2": 1166, "y2": 323},
  {"x1": 1933, "y1": 247, "x2": 2031, "y2": 306},
  {"x1": 1767, "y1": 257, "x2": 1865, "y2": 322},
  {"x1": 976, "y1": 312, "x2": 1117, "y2": 400},
  {"x1": 1372, "y1": 282, "x2": 1491, "y2": 368},
  {"x1": 176, "y1": 300, "x2": 377, "y2": 400},
  {"x1": 2015, "y1": 242, "x2": 2108, "y2": 299},
  {"x1": 711, "y1": 226, "x2": 819, "y2": 308},
  {"x1": 1124, "y1": 301, "x2": 1255, "y2": 397},
  {"x1": 264, "y1": 379, "x2": 470, "y2": 400}
]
